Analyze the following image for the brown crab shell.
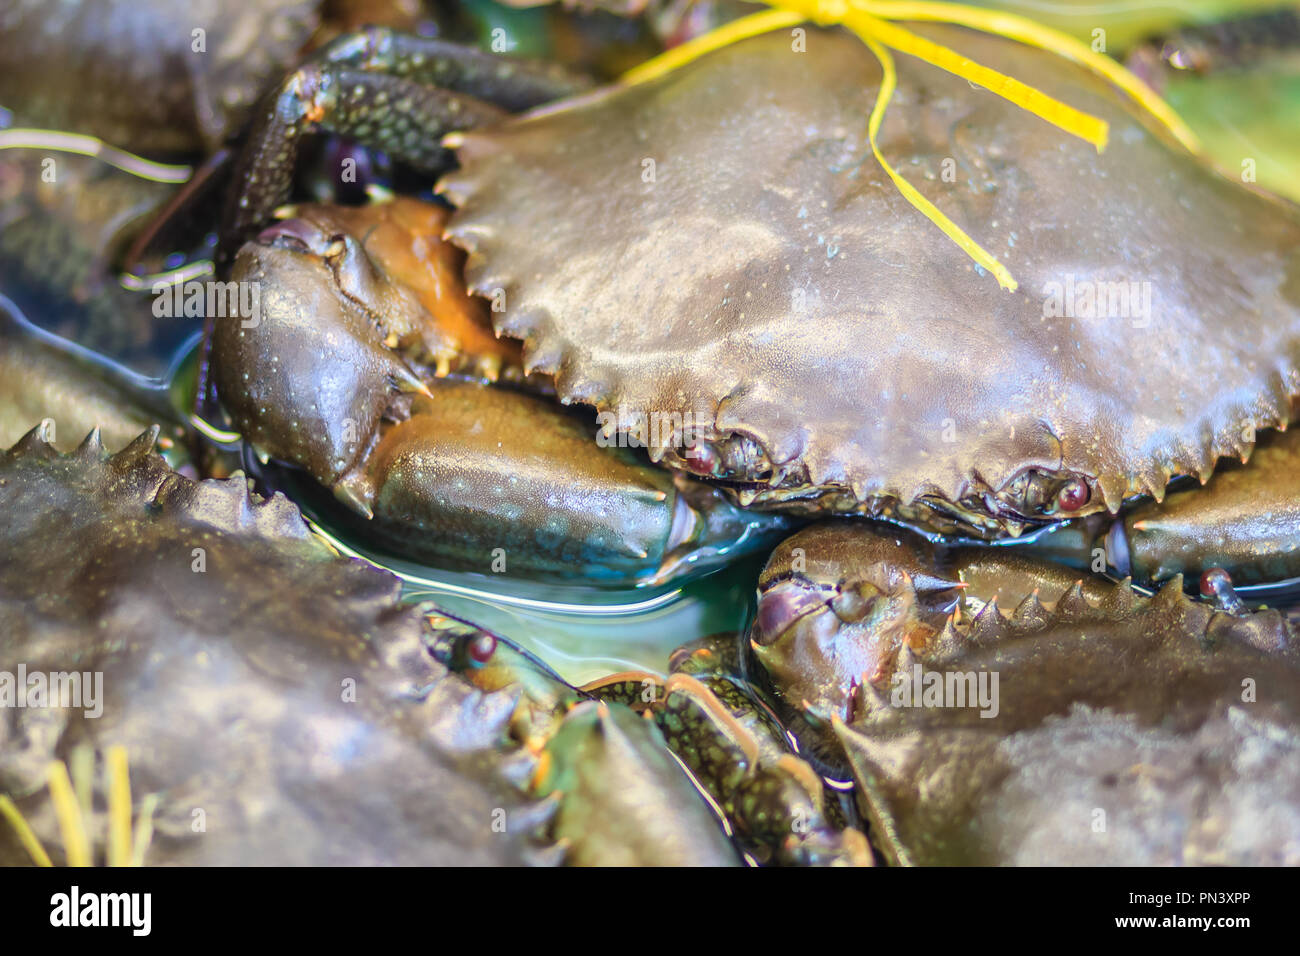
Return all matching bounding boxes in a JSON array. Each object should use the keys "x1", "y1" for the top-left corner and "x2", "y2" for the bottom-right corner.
[
  {"x1": 837, "y1": 573, "x2": 1300, "y2": 865},
  {"x1": 439, "y1": 24, "x2": 1300, "y2": 530},
  {"x1": 0, "y1": 425, "x2": 555, "y2": 865},
  {"x1": 748, "y1": 522, "x2": 1300, "y2": 864},
  {"x1": 0, "y1": 0, "x2": 320, "y2": 154}
]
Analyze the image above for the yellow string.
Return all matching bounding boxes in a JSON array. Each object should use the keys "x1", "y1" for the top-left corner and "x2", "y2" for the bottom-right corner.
[
  {"x1": 617, "y1": 0, "x2": 1198, "y2": 289},
  {"x1": 850, "y1": 0, "x2": 1200, "y2": 152},
  {"x1": 855, "y1": 30, "x2": 1018, "y2": 289},
  {"x1": 846, "y1": 9, "x2": 1106, "y2": 149},
  {"x1": 0, "y1": 795, "x2": 53, "y2": 867},
  {"x1": 47, "y1": 762, "x2": 92, "y2": 867},
  {"x1": 106, "y1": 746, "x2": 132, "y2": 868},
  {"x1": 621, "y1": 8, "x2": 804, "y2": 85},
  {"x1": 1, "y1": 751, "x2": 152, "y2": 867}
]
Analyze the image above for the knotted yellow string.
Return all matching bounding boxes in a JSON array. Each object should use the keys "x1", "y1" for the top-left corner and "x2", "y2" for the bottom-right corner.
[{"x1": 620, "y1": 0, "x2": 1198, "y2": 291}]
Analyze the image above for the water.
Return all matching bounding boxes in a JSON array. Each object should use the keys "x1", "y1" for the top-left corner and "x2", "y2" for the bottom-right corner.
[{"x1": 295, "y1": 484, "x2": 763, "y2": 686}]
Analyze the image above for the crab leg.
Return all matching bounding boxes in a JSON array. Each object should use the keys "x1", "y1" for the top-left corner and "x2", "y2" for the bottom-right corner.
[
  {"x1": 584, "y1": 652, "x2": 872, "y2": 865},
  {"x1": 438, "y1": 622, "x2": 869, "y2": 865},
  {"x1": 217, "y1": 28, "x2": 592, "y2": 266}
]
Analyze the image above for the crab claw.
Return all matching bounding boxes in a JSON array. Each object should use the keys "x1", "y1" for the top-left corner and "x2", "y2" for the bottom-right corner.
[
  {"x1": 211, "y1": 200, "x2": 518, "y2": 518},
  {"x1": 213, "y1": 231, "x2": 424, "y2": 509},
  {"x1": 335, "y1": 380, "x2": 790, "y2": 585}
]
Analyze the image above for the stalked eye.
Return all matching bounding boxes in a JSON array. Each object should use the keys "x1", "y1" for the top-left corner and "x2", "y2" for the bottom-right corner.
[
  {"x1": 752, "y1": 581, "x2": 832, "y2": 646},
  {"x1": 1199, "y1": 567, "x2": 1230, "y2": 598},
  {"x1": 1055, "y1": 478, "x2": 1090, "y2": 513},
  {"x1": 465, "y1": 632, "x2": 497, "y2": 667},
  {"x1": 680, "y1": 441, "x2": 720, "y2": 477},
  {"x1": 1199, "y1": 567, "x2": 1247, "y2": 616}
]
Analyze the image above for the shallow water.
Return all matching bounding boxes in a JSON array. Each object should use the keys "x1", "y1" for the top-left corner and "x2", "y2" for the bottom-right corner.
[{"x1": 293, "y1": 478, "x2": 764, "y2": 685}]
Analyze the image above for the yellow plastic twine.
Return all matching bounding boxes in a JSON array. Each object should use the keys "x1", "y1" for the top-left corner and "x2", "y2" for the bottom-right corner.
[
  {"x1": 0, "y1": 746, "x2": 155, "y2": 867},
  {"x1": 620, "y1": 0, "x2": 1200, "y2": 292},
  {"x1": 855, "y1": 27, "x2": 1019, "y2": 289},
  {"x1": 857, "y1": 0, "x2": 1200, "y2": 151}
]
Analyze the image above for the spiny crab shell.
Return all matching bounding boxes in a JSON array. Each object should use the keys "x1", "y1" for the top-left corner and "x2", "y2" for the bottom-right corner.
[
  {"x1": 0, "y1": 425, "x2": 555, "y2": 866},
  {"x1": 749, "y1": 521, "x2": 1300, "y2": 863},
  {"x1": 440, "y1": 24, "x2": 1300, "y2": 537},
  {"x1": 836, "y1": 570, "x2": 1300, "y2": 865}
]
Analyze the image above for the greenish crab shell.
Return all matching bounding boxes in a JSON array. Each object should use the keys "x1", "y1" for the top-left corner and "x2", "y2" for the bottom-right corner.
[
  {"x1": 436, "y1": 620, "x2": 873, "y2": 866},
  {"x1": 532, "y1": 700, "x2": 744, "y2": 866},
  {"x1": 440, "y1": 24, "x2": 1300, "y2": 539}
]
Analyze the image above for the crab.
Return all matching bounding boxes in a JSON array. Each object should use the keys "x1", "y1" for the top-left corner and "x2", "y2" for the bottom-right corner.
[
  {"x1": 0, "y1": 425, "x2": 558, "y2": 864},
  {"x1": 0, "y1": 424, "x2": 779, "y2": 865},
  {"x1": 439, "y1": 22, "x2": 1300, "y2": 538},
  {"x1": 436, "y1": 620, "x2": 872, "y2": 864},
  {"x1": 748, "y1": 520, "x2": 1300, "y2": 863},
  {"x1": 748, "y1": 518, "x2": 1116, "y2": 764},
  {"x1": 4, "y1": 0, "x2": 1300, "y2": 869},
  {"x1": 212, "y1": 197, "x2": 792, "y2": 584},
  {"x1": 213, "y1": 15, "x2": 1300, "y2": 541}
]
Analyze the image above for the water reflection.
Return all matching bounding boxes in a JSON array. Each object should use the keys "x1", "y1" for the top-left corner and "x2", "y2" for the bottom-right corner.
[{"x1": 307, "y1": 516, "x2": 762, "y2": 685}]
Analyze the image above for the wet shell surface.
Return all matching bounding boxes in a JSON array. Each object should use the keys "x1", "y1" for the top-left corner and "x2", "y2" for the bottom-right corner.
[
  {"x1": 0, "y1": 426, "x2": 553, "y2": 865},
  {"x1": 441, "y1": 24, "x2": 1300, "y2": 534},
  {"x1": 837, "y1": 572, "x2": 1300, "y2": 865}
]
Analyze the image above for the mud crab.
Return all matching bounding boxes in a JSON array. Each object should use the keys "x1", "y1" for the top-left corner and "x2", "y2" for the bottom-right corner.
[
  {"x1": 0, "y1": 426, "x2": 769, "y2": 865},
  {"x1": 439, "y1": 23, "x2": 1300, "y2": 537},
  {"x1": 0, "y1": 426, "x2": 554, "y2": 864},
  {"x1": 213, "y1": 13, "x2": 1300, "y2": 542},
  {"x1": 212, "y1": 198, "x2": 792, "y2": 584},
  {"x1": 4, "y1": 0, "x2": 1300, "y2": 871},
  {"x1": 750, "y1": 520, "x2": 1300, "y2": 863}
]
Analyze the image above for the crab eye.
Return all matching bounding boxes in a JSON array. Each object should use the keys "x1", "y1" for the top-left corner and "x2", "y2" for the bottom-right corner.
[
  {"x1": 1199, "y1": 567, "x2": 1247, "y2": 616},
  {"x1": 1199, "y1": 567, "x2": 1231, "y2": 598},
  {"x1": 1055, "y1": 479, "x2": 1090, "y2": 513},
  {"x1": 680, "y1": 441, "x2": 720, "y2": 478},
  {"x1": 465, "y1": 633, "x2": 497, "y2": 667}
]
